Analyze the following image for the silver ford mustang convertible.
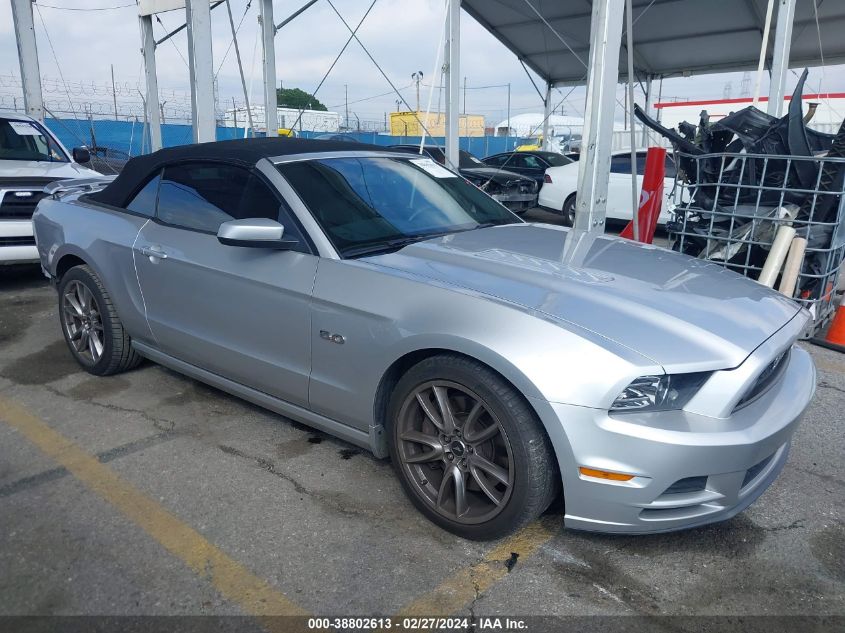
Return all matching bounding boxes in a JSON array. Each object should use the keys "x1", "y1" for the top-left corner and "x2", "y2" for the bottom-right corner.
[{"x1": 32, "y1": 138, "x2": 817, "y2": 540}]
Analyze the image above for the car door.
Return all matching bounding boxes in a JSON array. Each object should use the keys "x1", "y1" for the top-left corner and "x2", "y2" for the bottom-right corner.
[
  {"x1": 606, "y1": 153, "x2": 647, "y2": 220},
  {"x1": 133, "y1": 160, "x2": 318, "y2": 407}
]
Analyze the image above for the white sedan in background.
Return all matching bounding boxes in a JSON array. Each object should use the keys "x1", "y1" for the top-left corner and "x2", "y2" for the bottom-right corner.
[{"x1": 538, "y1": 149, "x2": 678, "y2": 226}]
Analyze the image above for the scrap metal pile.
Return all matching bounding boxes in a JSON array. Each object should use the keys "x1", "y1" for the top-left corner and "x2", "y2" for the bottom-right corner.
[{"x1": 635, "y1": 69, "x2": 845, "y2": 306}]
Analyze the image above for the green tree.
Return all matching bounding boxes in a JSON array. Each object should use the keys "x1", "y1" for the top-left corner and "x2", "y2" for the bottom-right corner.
[{"x1": 276, "y1": 87, "x2": 327, "y2": 111}]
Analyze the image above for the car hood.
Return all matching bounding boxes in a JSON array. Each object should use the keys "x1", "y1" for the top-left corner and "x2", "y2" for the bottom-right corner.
[
  {"x1": 364, "y1": 223, "x2": 802, "y2": 371},
  {"x1": 0, "y1": 160, "x2": 100, "y2": 181}
]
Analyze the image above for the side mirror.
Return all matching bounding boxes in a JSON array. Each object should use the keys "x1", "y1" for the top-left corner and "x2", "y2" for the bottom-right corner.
[
  {"x1": 72, "y1": 147, "x2": 91, "y2": 164},
  {"x1": 217, "y1": 218, "x2": 296, "y2": 249}
]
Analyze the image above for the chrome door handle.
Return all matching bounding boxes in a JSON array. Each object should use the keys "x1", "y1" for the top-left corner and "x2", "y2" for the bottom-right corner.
[{"x1": 138, "y1": 246, "x2": 167, "y2": 259}]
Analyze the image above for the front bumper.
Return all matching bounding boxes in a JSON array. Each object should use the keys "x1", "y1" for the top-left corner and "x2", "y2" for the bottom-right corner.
[
  {"x1": 0, "y1": 220, "x2": 38, "y2": 264},
  {"x1": 492, "y1": 192, "x2": 538, "y2": 212},
  {"x1": 535, "y1": 345, "x2": 816, "y2": 534}
]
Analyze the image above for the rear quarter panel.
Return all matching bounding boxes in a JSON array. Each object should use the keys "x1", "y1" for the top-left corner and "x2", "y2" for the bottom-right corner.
[{"x1": 34, "y1": 196, "x2": 153, "y2": 344}]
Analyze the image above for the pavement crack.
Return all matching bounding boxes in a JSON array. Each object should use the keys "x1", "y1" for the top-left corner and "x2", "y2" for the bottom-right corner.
[
  {"x1": 44, "y1": 384, "x2": 176, "y2": 431},
  {"x1": 217, "y1": 444, "x2": 370, "y2": 520},
  {"x1": 817, "y1": 380, "x2": 845, "y2": 395}
]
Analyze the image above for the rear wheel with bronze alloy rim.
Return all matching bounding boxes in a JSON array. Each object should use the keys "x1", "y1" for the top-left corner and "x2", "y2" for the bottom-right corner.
[{"x1": 388, "y1": 354, "x2": 559, "y2": 540}]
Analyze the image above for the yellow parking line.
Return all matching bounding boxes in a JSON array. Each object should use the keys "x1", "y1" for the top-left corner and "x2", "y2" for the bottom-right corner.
[
  {"x1": 397, "y1": 520, "x2": 555, "y2": 617},
  {"x1": 0, "y1": 396, "x2": 308, "y2": 627}
]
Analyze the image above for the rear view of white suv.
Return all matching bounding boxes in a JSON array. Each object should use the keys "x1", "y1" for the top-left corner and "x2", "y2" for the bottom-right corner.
[{"x1": 0, "y1": 112, "x2": 100, "y2": 264}]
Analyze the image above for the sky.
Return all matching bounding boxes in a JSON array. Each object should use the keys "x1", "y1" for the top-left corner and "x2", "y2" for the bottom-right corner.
[{"x1": 1, "y1": 0, "x2": 843, "y2": 129}]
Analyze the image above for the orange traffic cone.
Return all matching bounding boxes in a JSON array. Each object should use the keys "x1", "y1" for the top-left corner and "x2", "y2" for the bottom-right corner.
[{"x1": 812, "y1": 292, "x2": 845, "y2": 353}]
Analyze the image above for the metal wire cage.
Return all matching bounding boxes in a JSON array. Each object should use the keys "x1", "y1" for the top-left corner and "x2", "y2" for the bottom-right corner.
[{"x1": 667, "y1": 151, "x2": 845, "y2": 336}]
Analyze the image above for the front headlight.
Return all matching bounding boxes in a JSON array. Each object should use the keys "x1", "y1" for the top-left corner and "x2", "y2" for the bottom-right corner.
[{"x1": 610, "y1": 373, "x2": 711, "y2": 412}]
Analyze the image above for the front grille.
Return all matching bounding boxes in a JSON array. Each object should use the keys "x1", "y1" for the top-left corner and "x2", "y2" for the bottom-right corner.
[
  {"x1": 742, "y1": 454, "x2": 774, "y2": 489},
  {"x1": 733, "y1": 348, "x2": 791, "y2": 411},
  {"x1": 0, "y1": 190, "x2": 47, "y2": 219}
]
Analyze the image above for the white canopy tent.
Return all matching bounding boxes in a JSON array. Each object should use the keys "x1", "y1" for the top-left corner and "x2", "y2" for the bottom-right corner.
[{"x1": 452, "y1": 0, "x2": 841, "y2": 233}]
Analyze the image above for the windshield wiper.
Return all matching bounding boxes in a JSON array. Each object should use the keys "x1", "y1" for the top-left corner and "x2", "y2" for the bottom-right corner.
[
  {"x1": 343, "y1": 233, "x2": 451, "y2": 258},
  {"x1": 343, "y1": 223, "x2": 503, "y2": 259}
]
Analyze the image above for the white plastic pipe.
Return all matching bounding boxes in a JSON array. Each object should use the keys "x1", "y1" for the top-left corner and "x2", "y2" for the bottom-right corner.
[
  {"x1": 759, "y1": 225, "x2": 797, "y2": 288},
  {"x1": 778, "y1": 236, "x2": 807, "y2": 296}
]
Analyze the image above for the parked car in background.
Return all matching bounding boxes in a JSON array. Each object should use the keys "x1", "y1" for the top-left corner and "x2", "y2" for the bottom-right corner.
[
  {"x1": 539, "y1": 149, "x2": 678, "y2": 226},
  {"x1": 88, "y1": 146, "x2": 129, "y2": 175},
  {"x1": 482, "y1": 150, "x2": 573, "y2": 188},
  {"x1": 0, "y1": 111, "x2": 100, "y2": 264},
  {"x1": 313, "y1": 133, "x2": 361, "y2": 143},
  {"x1": 389, "y1": 144, "x2": 538, "y2": 213},
  {"x1": 33, "y1": 138, "x2": 816, "y2": 540}
]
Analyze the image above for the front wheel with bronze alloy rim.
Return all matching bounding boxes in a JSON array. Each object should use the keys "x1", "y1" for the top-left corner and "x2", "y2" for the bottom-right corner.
[{"x1": 388, "y1": 354, "x2": 559, "y2": 540}]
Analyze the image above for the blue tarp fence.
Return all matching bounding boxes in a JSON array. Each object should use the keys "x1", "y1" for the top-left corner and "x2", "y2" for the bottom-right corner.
[{"x1": 43, "y1": 117, "x2": 530, "y2": 160}]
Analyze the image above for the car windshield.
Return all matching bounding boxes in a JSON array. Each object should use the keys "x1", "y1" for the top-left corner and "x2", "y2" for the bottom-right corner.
[
  {"x1": 0, "y1": 119, "x2": 67, "y2": 162},
  {"x1": 278, "y1": 156, "x2": 520, "y2": 258}
]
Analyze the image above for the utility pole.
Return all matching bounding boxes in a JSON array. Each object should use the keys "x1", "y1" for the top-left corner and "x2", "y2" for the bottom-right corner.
[
  {"x1": 111, "y1": 65, "x2": 118, "y2": 120},
  {"x1": 412, "y1": 71, "x2": 423, "y2": 112},
  {"x1": 345, "y1": 84, "x2": 349, "y2": 130}
]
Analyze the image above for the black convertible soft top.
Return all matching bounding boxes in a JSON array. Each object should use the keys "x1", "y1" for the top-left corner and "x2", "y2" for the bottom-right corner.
[{"x1": 89, "y1": 136, "x2": 385, "y2": 208}]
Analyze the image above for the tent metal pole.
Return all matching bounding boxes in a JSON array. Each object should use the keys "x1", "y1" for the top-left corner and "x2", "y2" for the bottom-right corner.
[
  {"x1": 11, "y1": 0, "x2": 44, "y2": 121},
  {"x1": 139, "y1": 15, "x2": 163, "y2": 151},
  {"x1": 445, "y1": 0, "x2": 460, "y2": 169},
  {"x1": 259, "y1": 0, "x2": 278, "y2": 137},
  {"x1": 542, "y1": 82, "x2": 551, "y2": 150},
  {"x1": 641, "y1": 73, "x2": 653, "y2": 147},
  {"x1": 767, "y1": 0, "x2": 796, "y2": 117},
  {"x1": 186, "y1": 0, "x2": 216, "y2": 143},
  {"x1": 573, "y1": 0, "x2": 625, "y2": 234}
]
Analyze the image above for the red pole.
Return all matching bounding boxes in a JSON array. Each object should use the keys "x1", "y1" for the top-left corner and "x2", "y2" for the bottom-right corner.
[{"x1": 620, "y1": 146, "x2": 666, "y2": 244}]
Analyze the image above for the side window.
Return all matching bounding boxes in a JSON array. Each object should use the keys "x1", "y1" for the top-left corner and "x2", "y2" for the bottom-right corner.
[
  {"x1": 485, "y1": 155, "x2": 506, "y2": 166},
  {"x1": 157, "y1": 163, "x2": 277, "y2": 233},
  {"x1": 126, "y1": 172, "x2": 161, "y2": 217},
  {"x1": 522, "y1": 155, "x2": 543, "y2": 169},
  {"x1": 610, "y1": 155, "x2": 632, "y2": 174}
]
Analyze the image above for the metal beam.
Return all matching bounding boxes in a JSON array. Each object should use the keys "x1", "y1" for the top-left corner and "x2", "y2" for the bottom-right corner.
[
  {"x1": 259, "y1": 0, "x2": 278, "y2": 136},
  {"x1": 542, "y1": 82, "x2": 551, "y2": 150},
  {"x1": 139, "y1": 15, "x2": 163, "y2": 151},
  {"x1": 11, "y1": 0, "x2": 44, "y2": 121},
  {"x1": 274, "y1": 0, "x2": 319, "y2": 32},
  {"x1": 155, "y1": 1, "x2": 224, "y2": 46},
  {"x1": 185, "y1": 0, "x2": 216, "y2": 142},
  {"x1": 641, "y1": 73, "x2": 653, "y2": 146},
  {"x1": 767, "y1": 0, "x2": 796, "y2": 117},
  {"x1": 573, "y1": 0, "x2": 625, "y2": 234},
  {"x1": 444, "y1": 0, "x2": 460, "y2": 169}
]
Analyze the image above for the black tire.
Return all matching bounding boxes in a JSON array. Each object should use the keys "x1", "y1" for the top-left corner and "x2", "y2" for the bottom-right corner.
[
  {"x1": 57, "y1": 265, "x2": 143, "y2": 376},
  {"x1": 388, "y1": 354, "x2": 559, "y2": 540},
  {"x1": 562, "y1": 194, "x2": 577, "y2": 227}
]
